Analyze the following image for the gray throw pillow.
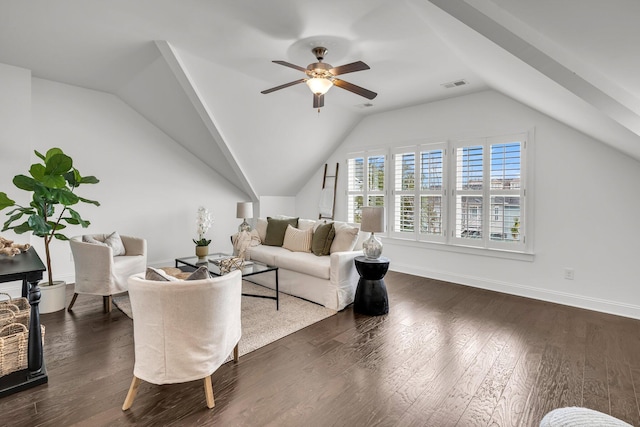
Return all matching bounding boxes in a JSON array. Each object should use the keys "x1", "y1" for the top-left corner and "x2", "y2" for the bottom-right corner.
[
  {"x1": 311, "y1": 222, "x2": 335, "y2": 256},
  {"x1": 145, "y1": 267, "x2": 179, "y2": 281},
  {"x1": 104, "y1": 231, "x2": 126, "y2": 256},
  {"x1": 186, "y1": 265, "x2": 210, "y2": 280},
  {"x1": 264, "y1": 217, "x2": 298, "y2": 246}
]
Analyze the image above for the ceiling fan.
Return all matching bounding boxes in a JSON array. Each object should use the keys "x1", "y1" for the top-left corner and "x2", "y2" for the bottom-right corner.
[{"x1": 261, "y1": 47, "x2": 377, "y2": 110}]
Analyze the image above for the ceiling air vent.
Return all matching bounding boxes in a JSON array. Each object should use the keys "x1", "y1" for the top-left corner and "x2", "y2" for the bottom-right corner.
[{"x1": 442, "y1": 79, "x2": 468, "y2": 89}]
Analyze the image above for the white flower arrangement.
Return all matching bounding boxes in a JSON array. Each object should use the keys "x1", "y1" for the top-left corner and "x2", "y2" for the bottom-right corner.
[{"x1": 193, "y1": 206, "x2": 214, "y2": 246}]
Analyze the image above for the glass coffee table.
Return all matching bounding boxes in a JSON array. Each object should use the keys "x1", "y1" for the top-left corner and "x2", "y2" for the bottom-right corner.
[{"x1": 175, "y1": 253, "x2": 279, "y2": 310}]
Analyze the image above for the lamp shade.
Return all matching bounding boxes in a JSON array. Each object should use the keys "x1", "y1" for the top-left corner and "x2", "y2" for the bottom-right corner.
[
  {"x1": 361, "y1": 206, "x2": 384, "y2": 233},
  {"x1": 236, "y1": 202, "x2": 253, "y2": 219},
  {"x1": 306, "y1": 77, "x2": 333, "y2": 95}
]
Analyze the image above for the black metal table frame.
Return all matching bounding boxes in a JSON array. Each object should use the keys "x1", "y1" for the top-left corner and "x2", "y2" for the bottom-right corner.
[
  {"x1": 0, "y1": 247, "x2": 48, "y2": 397},
  {"x1": 175, "y1": 255, "x2": 280, "y2": 310}
]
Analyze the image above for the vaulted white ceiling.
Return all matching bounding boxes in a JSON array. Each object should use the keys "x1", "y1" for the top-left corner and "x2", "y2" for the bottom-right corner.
[{"x1": 1, "y1": 0, "x2": 639, "y2": 199}]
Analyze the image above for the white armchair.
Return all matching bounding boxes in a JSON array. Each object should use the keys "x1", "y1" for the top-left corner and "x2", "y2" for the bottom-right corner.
[
  {"x1": 68, "y1": 234, "x2": 147, "y2": 313},
  {"x1": 122, "y1": 270, "x2": 242, "y2": 410}
]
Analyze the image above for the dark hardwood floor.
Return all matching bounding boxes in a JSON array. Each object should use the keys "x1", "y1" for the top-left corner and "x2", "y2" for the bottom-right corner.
[{"x1": 1, "y1": 271, "x2": 639, "y2": 426}]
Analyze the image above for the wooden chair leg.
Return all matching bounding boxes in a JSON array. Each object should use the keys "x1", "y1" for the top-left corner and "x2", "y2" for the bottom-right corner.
[
  {"x1": 67, "y1": 293, "x2": 78, "y2": 312},
  {"x1": 204, "y1": 376, "x2": 215, "y2": 408},
  {"x1": 103, "y1": 295, "x2": 112, "y2": 313},
  {"x1": 233, "y1": 343, "x2": 239, "y2": 362},
  {"x1": 122, "y1": 376, "x2": 141, "y2": 411}
]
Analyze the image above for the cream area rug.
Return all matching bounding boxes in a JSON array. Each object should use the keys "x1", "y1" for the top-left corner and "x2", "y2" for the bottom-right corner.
[{"x1": 112, "y1": 281, "x2": 336, "y2": 359}]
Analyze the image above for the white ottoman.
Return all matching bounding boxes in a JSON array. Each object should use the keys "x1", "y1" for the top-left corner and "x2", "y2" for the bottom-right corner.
[{"x1": 540, "y1": 407, "x2": 632, "y2": 427}]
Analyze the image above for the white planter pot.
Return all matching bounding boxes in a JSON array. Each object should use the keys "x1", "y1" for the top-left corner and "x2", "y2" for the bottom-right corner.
[{"x1": 39, "y1": 281, "x2": 66, "y2": 314}]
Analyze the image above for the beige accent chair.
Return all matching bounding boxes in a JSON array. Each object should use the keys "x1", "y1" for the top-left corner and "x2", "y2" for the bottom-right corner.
[
  {"x1": 68, "y1": 234, "x2": 147, "y2": 313},
  {"x1": 122, "y1": 269, "x2": 242, "y2": 410}
]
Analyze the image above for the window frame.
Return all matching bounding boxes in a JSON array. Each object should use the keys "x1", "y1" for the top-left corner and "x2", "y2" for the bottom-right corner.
[
  {"x1": 345, "y1": 149, "x2": 388, "y2": 224},
  {"x1": 449, "y1": 133, "x2": 527, "y2": 252},
  {"x1": 389, "y1": 142, "x2": 448, "y2": 243}
]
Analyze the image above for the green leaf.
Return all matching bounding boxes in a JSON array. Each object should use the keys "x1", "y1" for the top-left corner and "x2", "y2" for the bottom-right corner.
[
  {"x1": 44, "y1": 148, "x2": 64, "y2": 162},
  {"x1": 67, "y1": 208, "x2": 90, "y2": 227},
  {"x1": 48, "y1": 221, "x2": 66, "y2": 230},
  {"x1": 29, "y1": 164, "x2": 46, "y2": 181},
  {"x1": 80, "y1": 175, "x2": 99, "y2": 185},
  {"x1": 0, "y1": 192, "x2": 15, "y2": 210},
  {"x1": 13, "y1": 175, "x2": 36, "y2": 191},
  {"x1": 11, "y1": 221, "x2": 32, "y2": 234},
  {"x1": 3, "y1": 211, "x2": 24, "y2": 229},
  {"x1": 78, "y1": 196, "x2": 100, "y2": 206},
  {"x1": 44, "y1": 153, "x2": 73, "y2": 178},
  {"x1": 63, "y1": 170, "x2": 79, "y2": 187},
  {"x1": 41, "y1": 174, "x2": 67, "y2": 189},
  {"x1": 28, "y1": 214, "x2": 51, "y2": 235},
  {"x1": 34, "y1": 150, "x2": 46, "y2": 161},
  {"x1": 53, "y1": 234, "x2": 69, "y2": 241},
  {"x1": 52, "y1": 188, "x2": 79, "y2": 206},
  {"x1": 64, "y1": 217, "x2": 80, "y2": 225}
]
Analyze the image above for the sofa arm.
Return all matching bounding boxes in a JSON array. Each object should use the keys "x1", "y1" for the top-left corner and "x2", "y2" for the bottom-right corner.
[
  {"x1": 329, "y1": 250, "x2": 363, "y2": 310},
  {"x1": 121, "y1": 235, "x2": 147, "y2": 257}
]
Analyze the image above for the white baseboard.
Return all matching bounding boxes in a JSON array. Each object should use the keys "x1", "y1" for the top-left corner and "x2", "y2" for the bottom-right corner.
[{"x1": 390, "y1": 261, "x2": 640, "y2": 320}]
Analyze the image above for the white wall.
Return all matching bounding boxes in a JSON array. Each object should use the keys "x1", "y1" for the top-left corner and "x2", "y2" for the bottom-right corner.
[
  {"x1": 298, "y1": 90, "x2": 640, "y2": 319},
  {"x1": 0, "y1": 64, "x2": 32, "y2": 295},
  {"x1": 1, "y1": 75, "x2": 248, "y2": 291}
]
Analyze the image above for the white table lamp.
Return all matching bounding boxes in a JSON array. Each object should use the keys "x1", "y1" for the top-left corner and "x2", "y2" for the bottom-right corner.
[
  {"x1": 236, "y1": 202, "x2": 253, "y2": 232},
  {"x1": 361, "y1": 206, "x2": 384, "y2": 259}
]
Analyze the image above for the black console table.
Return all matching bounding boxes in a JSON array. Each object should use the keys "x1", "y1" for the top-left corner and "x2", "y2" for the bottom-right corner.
[
  {"x1": 354, "y1": 256, "x2": 390, "y2": 316},
  {"x1": 0, "y1": 247, "x2": 48, "y2": 397}
]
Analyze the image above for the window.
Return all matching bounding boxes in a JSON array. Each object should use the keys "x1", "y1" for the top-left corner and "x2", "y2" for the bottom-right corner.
[
  {"x1": 390, "y1": 143, "x2": 446, "y2": 242},
  {"x1": 451, "y1": 134, "x2": 525, "y2": 250},
  {"x1": 346, "y1": 151, "x2": 386, "y2": 223},
  {"x1": 349, "y1": 132, "x2": 529, "y2": 254}
]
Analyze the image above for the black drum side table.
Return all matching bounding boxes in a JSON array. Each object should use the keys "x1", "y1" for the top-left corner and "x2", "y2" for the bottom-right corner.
[{"x1": 354, "y1": 256, "x2": 389, "y2": 315}]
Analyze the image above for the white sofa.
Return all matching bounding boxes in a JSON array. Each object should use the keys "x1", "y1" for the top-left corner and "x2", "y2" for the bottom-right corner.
[{"x1": 242, "y1": 218, "x2": 364, "y2": 311}]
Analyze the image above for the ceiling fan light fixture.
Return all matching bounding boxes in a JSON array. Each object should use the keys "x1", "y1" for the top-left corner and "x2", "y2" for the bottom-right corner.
[{"x1": 306, "y1": 77, "x2": 333, "y2": 95}]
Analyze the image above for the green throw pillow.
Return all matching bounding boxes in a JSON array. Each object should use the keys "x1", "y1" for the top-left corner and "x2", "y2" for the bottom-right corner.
[
  {"x1": 264, "y1": 217, "x2": 299, "y2": 246},
  {"x1": 311, "y1": 222, "x2": 335, "y2": 256}
]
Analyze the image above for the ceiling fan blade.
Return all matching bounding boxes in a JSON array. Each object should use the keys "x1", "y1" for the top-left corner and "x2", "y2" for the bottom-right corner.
[
  {"x1": 273, "y1": 60, "x2": 307, "y2": 72},
  {"x1": 261, "y1": 79, "x2": 306, "y2": 94},
  {"x1": 333, "y1": 79, "x2": 378, "y2": 100},
  {"x1": 329, "y1": 61, "x2": 370, "y2": 76},
  {"x1": 313, "y1": 93, "x2": 324, "y2": 109}
]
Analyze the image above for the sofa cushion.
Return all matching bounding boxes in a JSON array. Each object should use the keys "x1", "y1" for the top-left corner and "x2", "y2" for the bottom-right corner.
[
  {"x1": 264, "y1": 217, "x2": 299, "y2": 246},
  {"x1": 282, "y1": 225, "x2": 312, "y2": 253},
  {"x1": 330, "y1": 222, "x2": 360, "y2": 253},
  {"x1": 256, "y1": 218, "x2": 268, "y2": 242},
  {"x1": 312, "y1": 222, "x2": 335, "y2": 256},
  {"x1": 298, "y1": 219, "x2": 316, "y2": 231},
  {"x1": 247, "y1": 244, "x2": 283, "y2": 266},
  {"x1": 274, "y1": 251, "x2": 330, "y2": 280}
]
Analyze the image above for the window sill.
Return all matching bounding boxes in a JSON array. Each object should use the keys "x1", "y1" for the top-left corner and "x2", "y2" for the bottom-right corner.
[{"x1": 381, "y1": 236, "x2": 535, "y2": 262}]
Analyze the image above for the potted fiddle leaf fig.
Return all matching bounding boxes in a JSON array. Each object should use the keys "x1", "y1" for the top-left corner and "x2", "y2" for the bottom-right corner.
[{"x1": 0, "y1": 148, "x2": 100, "y2": 287}]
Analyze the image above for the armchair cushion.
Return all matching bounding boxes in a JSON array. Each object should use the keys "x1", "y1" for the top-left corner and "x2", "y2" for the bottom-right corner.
[
  {"x1": 146, "y1": 266, "x2": 210, "y2": 281},
  {"x1": 146, "y1": 267, "x2": 179, "y2": 281},
  {"x1": 82, "y1": 231, "x2": 126, "y2": 256}
]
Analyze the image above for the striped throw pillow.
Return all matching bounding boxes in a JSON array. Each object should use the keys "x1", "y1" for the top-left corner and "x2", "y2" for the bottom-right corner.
[{"x1": 282, "y1": 224, "x2": 313, "y2": 253}]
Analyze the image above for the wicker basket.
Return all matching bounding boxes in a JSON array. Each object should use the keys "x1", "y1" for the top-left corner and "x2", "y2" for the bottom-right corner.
[
  {"x1": 0, "y1": 293, "x2": 30, "y2": 329},
  {"x1": 0, "y1": 322, "x2": 45, "y2": 376}
]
